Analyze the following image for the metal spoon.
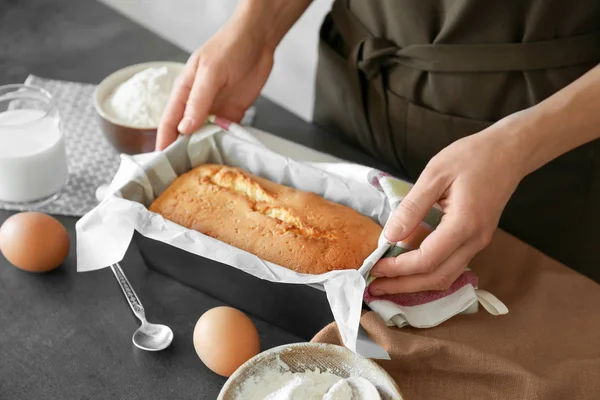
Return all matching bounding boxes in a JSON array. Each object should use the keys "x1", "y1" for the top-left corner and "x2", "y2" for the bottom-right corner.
[{"x1": 110, "y1": 263, "x2": 173, "y2": 351}]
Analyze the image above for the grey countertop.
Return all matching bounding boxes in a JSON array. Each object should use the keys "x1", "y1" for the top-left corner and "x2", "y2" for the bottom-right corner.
[{"x1": 0, "y1": 0, "x2": 391, "y2": 399}]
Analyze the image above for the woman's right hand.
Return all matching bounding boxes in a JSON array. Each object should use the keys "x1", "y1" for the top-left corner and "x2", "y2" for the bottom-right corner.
[{"x1": 156, "y1": 14, "x2": 275, "y2": 150}]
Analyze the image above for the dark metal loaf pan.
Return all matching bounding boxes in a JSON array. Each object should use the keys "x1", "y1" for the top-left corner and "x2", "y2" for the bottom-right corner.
[{"x1": 134, "y1": 231, "x2": 334, "y2": 339}]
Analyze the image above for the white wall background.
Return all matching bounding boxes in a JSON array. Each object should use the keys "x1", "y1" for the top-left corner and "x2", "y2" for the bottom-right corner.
[{"x1": 99, "y1": 0, "x2": 333, "y2": 121}]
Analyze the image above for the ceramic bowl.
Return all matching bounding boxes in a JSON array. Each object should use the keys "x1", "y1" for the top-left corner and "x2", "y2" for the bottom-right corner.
[
  {"x1": 217, "y1": 342, "x2": 403, "y2": 399},
  {"x1": 93, "y1": 61, "x2": 185, "y2": 154}
]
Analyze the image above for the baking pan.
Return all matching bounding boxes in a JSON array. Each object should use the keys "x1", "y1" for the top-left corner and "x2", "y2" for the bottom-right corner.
[{"x1": 134, "y1": 231, "x2": 335, "y2": 339}]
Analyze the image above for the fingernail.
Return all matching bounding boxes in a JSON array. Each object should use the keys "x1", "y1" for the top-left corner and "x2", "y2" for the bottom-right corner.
[
  {"x1": 178, "y1": 117, "x2": 193, "y2": 133},
  {"x1": 369, "y1": 287, "x2": 384, "y2": 296},
  {"x1": 384, "y1": 224, "x2": 402, "y2": 240},
  {"x1": 370, "y1": 271, "x2": 383, "y2": 278}
]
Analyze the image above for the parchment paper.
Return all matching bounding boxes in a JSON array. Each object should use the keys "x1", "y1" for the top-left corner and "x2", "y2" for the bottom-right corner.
[{"x1": 76, "y1": 121, "x2": 394, "y2": 352}]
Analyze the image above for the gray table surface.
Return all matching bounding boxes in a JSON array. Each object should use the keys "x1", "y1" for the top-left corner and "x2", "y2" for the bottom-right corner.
[{"x1": 0, "y1": 0, "x2": 392, "y2": 399}]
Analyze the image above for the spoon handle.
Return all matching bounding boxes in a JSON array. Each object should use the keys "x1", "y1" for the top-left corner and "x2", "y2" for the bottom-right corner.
[{"x1": 110, "y1": 263, "x2": 146, "y2": 321}]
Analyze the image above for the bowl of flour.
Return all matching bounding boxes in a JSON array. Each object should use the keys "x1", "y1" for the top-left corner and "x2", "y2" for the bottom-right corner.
[
  {"x1": 94, "y1": 61, "x2": 185, "y2": 154},
  {"x1": 218, "y1": 343, "x2": 403, "y2": 400}
]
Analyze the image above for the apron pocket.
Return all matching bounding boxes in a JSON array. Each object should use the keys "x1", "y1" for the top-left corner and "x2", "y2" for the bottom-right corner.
[{"x1": 404, "y1": 99, "x2": 493, "y2": 178}]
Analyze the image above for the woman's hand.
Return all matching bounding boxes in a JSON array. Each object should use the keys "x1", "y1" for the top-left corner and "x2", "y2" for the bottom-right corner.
[
  {"x1": 369, "y1": 120, "x2": 528, "y2": 295},
  {"x1": 156, "y1": 0, "x2": 312, "y2": 150},
  {"x1": 156, "y1": 20, "x2": 274, "y2": 150},
  {"x1": 369, "y1": 65, "x2": 600, "y2": 295}
]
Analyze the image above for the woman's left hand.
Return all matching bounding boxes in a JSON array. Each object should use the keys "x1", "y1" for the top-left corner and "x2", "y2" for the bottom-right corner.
[{"x1": 369, "y1": 119, "x2": 528, "y2": 295}]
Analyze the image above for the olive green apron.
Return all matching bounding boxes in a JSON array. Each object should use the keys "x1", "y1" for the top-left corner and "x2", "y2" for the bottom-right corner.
[{"x1": 314, "y1": 0, "x2": 600, "y2": 281}]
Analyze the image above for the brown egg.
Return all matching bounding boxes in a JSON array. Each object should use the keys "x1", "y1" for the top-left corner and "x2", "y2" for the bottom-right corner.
[
  {"x1": 0, "y1": 212, "x2": 70, "y2": 272},
  {"x1": 193, "y1": 306, "x2": 260, "y2": 377}
]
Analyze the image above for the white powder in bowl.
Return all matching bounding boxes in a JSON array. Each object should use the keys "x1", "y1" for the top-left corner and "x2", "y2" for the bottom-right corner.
[
  {"x1": 236, "y1": 368, "x2": 349, "y2": 400},
  {"x1": 233, "y1": 356, "x2": 367, "y2": 400},
  {"x1": 104, "y1": 66, "x2": 179, "y2": 127}
]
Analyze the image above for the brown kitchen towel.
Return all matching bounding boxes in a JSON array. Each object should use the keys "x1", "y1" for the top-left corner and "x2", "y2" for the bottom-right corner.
[{"x1": 312, "y1": 229, "x2": 600, "y2": 399}]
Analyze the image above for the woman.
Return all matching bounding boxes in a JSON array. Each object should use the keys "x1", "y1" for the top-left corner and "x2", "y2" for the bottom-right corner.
[{"x1": 156, "y1": 0, "x2": 600, "y2": 293}]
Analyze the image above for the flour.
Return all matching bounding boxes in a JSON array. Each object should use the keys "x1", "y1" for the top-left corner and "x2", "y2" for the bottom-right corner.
[
  {"x1": 322, "y1": 379, "x2": 353, "y2": 400},
  {"x1": 234, "y1": 357, "x2": 365, "y2": 400},
  {"x1": 236, "y1": 368, "x2": 349, "y2": 400},
  {"x1": 104, "y1": 66, "x2": 178, "y2": 127}
]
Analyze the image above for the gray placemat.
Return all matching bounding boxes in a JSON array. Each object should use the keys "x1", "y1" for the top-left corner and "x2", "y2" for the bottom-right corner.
[
  {"x1": 0, "y1": 75, "x2": 257, "y2": 217},
  {"x1": 0, "y1": 75, "x2": 121, "y2": 217}
]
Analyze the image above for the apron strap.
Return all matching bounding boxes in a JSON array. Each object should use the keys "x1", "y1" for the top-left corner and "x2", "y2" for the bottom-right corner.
[{"x1": 332, "y1": 0, "x2": 600, "y2": 73}]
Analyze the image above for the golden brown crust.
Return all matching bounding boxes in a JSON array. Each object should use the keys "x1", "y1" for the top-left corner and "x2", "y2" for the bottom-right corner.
[{"x1": 149, "y1": 164, "x2": 382, "y2": 274}]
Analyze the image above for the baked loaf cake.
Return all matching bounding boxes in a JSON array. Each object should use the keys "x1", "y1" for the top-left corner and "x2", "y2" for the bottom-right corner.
[{"x1": 149, "y1": 164, "x2": 382, "y2": 274}]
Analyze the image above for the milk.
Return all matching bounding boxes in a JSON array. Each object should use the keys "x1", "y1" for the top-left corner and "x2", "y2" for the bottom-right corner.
[{"x1": 0, "y1": 109, "x2": 68, "y2": 203}]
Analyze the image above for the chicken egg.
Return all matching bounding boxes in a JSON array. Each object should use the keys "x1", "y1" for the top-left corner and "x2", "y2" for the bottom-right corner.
[
  {"x1": 193, "y1": 306, "x2": 260, "y2": 377},
  {"x1": 0, "y1": 212, "x2": 70, "y2": 272}
]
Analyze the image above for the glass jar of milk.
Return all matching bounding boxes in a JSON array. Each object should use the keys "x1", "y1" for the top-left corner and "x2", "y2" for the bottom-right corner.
[{"x1": 0, "y1": 84, "x2": 68, "y2": 207}]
